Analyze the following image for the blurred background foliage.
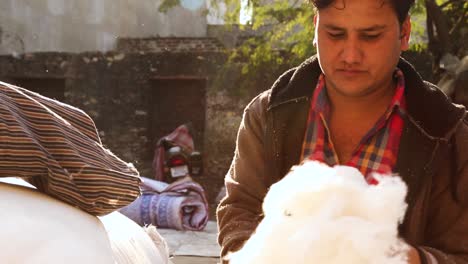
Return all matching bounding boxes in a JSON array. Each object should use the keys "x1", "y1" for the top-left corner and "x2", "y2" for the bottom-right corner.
[{"x1": 160, "y1": 0, "x2": 467, "y2": 96}]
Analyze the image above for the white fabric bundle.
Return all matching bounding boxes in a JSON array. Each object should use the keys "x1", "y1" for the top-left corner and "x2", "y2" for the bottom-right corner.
[
  {"x1": 228, "y1": 161, "x2": 409, "y2": 264},
  {"x1": 0, "y1": 178, "x2": 169, "y2": 264}
]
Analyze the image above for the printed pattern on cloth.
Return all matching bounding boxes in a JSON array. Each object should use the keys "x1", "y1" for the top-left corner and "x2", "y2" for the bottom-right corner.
[
  {"x1": 0, "y1": 81, "x2": 141, "y2": 216},
  {"x1": 301, "y1": 70, "x2": 407, "y2": 182},
  {"x1": 119, "y1": 176, "x2": 209, "y2": 231}
]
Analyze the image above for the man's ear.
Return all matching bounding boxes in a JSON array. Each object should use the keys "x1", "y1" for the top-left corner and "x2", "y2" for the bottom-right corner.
[{"x1": 400, "y1": 16, "x2": 411, "y2": 51}]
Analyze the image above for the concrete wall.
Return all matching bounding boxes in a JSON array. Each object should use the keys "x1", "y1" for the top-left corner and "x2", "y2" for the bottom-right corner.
[{"x1": 0, "y1": 0, "x2": 209, "y2": 54}]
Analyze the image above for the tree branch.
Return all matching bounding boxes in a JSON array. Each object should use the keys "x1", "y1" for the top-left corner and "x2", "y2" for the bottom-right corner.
[
  {"x1": 425, "y1": 0, "x2": 452, "y2": 55},
  {"x1": 425, "y1": 1, "x2": 436, "y2": 52},
  {"x1": 449, "y1": 8, "x2": 467, "y2": 36},
  {"x1": 439, "y1": 0, "x2": 463, "y2": 9}
]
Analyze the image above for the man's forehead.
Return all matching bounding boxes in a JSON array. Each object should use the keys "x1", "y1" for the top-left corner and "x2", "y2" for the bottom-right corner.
[
  {"x1": 316, "y1": 0, "x2": 397, "y2": 26},
  {"x1": 320, "y1": 0, "x2": 390, "y2": 9}
]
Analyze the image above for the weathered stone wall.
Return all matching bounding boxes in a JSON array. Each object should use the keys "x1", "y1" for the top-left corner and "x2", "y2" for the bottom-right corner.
[
  {"x1": 0, "y1": 51, "x2": 239, "y2": 212},
  {"x1": 117, "y1": 37, "x2": 224, "y2": 53}
]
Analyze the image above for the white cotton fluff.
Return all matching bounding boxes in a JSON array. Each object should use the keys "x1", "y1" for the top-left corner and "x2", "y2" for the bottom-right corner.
[{"x1": 228, "y1": 161, "x2": 409, "y2": 264}]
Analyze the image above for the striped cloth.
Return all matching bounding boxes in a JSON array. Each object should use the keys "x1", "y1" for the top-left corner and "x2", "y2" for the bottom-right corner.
[
  {"x1": 301, "y1": 69, "x2": 406, "y2": 183},
  {"x1": 0, "y1": 81, "x2": 141, "y2": 216}
]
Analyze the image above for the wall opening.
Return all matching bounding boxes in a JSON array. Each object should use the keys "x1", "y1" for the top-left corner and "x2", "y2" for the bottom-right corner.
[{"x1": 147, "y1": 77, "x2": 207, "y2": 162}]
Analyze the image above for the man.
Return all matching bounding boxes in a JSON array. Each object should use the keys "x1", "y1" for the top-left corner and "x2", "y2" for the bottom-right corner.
[
  {"x1": 0, "y1": 81, "x2": 141, "y2": 216},
  {"x1": 217, "y1": 0, "x2": 468, "y2": 263}
]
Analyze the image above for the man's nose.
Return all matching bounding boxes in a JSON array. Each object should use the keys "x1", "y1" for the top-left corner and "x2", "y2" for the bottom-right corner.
[{"x1": 340, "y1": 37, "x2": 363, "y2": 65}]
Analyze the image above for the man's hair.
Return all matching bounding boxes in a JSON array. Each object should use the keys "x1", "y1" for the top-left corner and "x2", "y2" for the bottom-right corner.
[{"x1": 308, "y1": 0, "x2": 415, "y2": 24}]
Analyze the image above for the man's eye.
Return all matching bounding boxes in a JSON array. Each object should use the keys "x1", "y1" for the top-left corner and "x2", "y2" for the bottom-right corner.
[
  {"x1": 328, "y1": 32, "x2": 345, "y2": 39},
  {"x1": 362, "y1": 34, "x2": 381, "y2": 40}
]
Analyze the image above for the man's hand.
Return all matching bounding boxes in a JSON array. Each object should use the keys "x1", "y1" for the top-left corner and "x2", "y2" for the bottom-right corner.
[{"x1": 407, "y1": 245, "x2": 421, "y2": 264}]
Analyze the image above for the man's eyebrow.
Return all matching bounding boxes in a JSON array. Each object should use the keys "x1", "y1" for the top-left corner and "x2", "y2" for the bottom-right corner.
[
  {"x1": 323, "y1": 24, "x2": 387, "y2": 32},
  {"x1": 324, "y1": 24, "x2": 345, "y2": 31},
  {"x1": 357, "y1": 25, "x2": 387, "y2": 32}
]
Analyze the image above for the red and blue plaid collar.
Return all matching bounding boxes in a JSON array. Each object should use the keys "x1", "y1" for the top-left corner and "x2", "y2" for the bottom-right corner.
[
  {"x1": 311, "y1": 69, "x2": 407, "y2": 120},
  {"x1": 301, "y1": 68, "x2": 408, "y2": 180}
]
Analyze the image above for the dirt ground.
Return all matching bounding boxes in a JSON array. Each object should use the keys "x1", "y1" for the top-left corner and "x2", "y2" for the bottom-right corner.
[
  {"x1": 159, "y1": 221, "x2": 221, "y2": 264},
  {"x1": 171, "y1": 256, "x2": 219, "y2": 264}
]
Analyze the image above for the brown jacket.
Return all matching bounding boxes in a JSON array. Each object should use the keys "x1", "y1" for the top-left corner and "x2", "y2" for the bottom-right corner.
[{"x1": 217, "y1": 56, "x2": 468, "y2": 263}]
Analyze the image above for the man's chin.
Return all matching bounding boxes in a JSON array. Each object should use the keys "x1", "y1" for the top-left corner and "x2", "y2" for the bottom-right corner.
[{"x1": 328, "y1": 82, "x2": 374, "y2": 98}]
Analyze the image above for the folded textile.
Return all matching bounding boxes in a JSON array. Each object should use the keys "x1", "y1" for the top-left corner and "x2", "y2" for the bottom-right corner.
[{"x1": 119, "y1": 177, "x2": 209, "y2": 231}]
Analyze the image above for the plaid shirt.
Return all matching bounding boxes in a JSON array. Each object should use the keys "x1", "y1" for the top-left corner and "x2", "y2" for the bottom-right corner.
[{"x1": 301, "y1": 69, "x2": 406, "y2": 183}]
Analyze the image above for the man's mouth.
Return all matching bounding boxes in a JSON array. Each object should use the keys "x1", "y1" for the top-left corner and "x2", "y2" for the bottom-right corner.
[{"x1": 336, "y1": 69, "x2": 367, "y2": 77}]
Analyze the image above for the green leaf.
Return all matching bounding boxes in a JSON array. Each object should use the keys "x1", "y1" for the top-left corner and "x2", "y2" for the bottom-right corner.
[{"x1": 158, "y1": 0, "x2": 181, "y2": 13}]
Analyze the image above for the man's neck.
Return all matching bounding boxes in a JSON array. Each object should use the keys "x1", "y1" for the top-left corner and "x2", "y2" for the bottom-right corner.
[
  {"x1": 325, "y1": 79, "x2": 397, "y2": 163},
  {"x1": 327, "y1": 81, "x2": 395, "y2": 121}
]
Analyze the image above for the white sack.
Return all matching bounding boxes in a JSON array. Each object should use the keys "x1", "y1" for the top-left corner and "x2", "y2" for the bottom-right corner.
[{"x1": 0, "y1": 178, "x2": 169, "y2": 264}]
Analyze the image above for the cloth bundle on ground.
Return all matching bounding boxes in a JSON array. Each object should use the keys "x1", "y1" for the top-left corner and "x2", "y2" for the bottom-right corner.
[
  {"x1": 228, "y1": 161, "x2": 409, "y2": 264},
  {"x1": 120, "y1": 176, "x2": 209, "y2": 231}
]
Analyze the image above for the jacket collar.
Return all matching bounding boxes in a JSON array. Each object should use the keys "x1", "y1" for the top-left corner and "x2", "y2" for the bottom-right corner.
[{"x1": 268, "y1": 55, "x2": 467, "y2": 139}]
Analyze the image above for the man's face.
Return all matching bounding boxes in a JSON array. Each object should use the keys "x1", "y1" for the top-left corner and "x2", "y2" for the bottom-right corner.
[{"x1": 314, "y1": 0, "x2": 411, "y2": 98}]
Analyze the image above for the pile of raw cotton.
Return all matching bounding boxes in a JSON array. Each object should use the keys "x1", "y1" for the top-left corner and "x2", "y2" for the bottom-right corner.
[{"x1": 228, "y1": 161, "x2": 409, "y2": 264}]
